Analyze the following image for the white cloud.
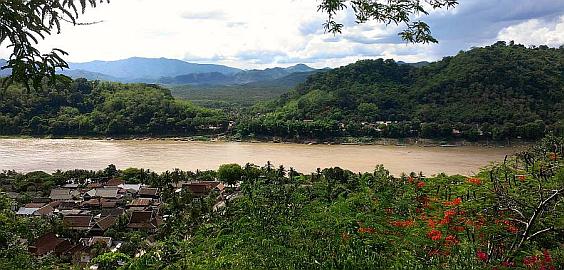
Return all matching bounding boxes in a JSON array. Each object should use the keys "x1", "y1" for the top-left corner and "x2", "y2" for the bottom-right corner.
[
  {"x1": 497, "y1": 15, "x2": 564, "y2": 47},
  {"x1": 0, "y1": 0, "x2": 438, "y2": 69},
  {"x1": 0, "y1": 1, "x2": 562, "y2": 69}
]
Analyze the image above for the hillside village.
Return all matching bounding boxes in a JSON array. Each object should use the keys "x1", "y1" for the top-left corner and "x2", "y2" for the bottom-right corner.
[{"x1": 5, "y1": 175, "x2": 233, "y2": 267}]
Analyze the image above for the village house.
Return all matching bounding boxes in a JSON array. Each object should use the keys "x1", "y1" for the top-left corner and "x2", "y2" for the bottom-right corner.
[
  {"x1": 50, "y1": 188, "x2": 79, "y2": 201},
  {"x1": 138, "y1": 187, "x2": 159, "y2": 199},
  {"x1": 28, "y1": 233, "x2": 72, "y2": 257},
  {"x1": 81, "y1": 198, "x2": 118, "y2": 209},
  {"x1": 56, "y1": 201, "x2": 78, "y2": 210},
  {"x1": 184, "y1": 181, "x2": 225, "y2": 197},
  {"x1": 94, "y1": 215, "x2": 119, "y2": 232},
  {"x1": 16, "y1": 202, "x2": 55, "y2": 216},
  {"x1": 118, "y1": 183, "x2": 142, "y2": 194},
  {"x1": 86, "y1": 182, "x2": 104, "y2": 189},
  {"x1": 62, "y1": 183, "x2": 80, "y2": 189},
  {"x1": 100, "y1": 208, "x2": 125, "y2": 217},
  {"x1": 127, "y1": 198, "x2": 154, "y2": 211},
  {"x1": 63, "y1": 215, "x2": 94, "y2": 231},
  {"x1": 11, "y1": 172, "x2": 233, "y2": 266},
  {"x1": 84, "y1": 187, "x2": 122, "y2": 200},
  {"x1": 105, "y1": 178, "x2": 125, "y2": 187},
  {"x1": 127, "y1": 210, "x2": 162, "y2": 232}
]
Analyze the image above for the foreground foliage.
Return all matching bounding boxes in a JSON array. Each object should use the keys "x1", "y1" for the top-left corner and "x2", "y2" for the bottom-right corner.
[
  {"x1": 0, "y1": 0, "x2": 107, "y2": 88},
  {"x1": 121, "y1": 136, "x2": 562, "y2": 269},
  {"x1": 0, "y1": 137, "x2": 562, "y2": 269}
]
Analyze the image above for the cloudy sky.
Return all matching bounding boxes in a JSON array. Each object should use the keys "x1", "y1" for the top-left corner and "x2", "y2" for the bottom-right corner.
[{"x1": 1, "y1": 0, "x2": 563, "y2": 69}]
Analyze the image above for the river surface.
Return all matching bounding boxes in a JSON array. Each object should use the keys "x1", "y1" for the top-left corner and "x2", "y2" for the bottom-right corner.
[{"x1": 0, "y1": 139, "x2": 523, "y2": 176}]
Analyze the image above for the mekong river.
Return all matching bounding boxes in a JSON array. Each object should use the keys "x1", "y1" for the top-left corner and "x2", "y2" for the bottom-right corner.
[{"x1": 0, "y1": 139, "x2": 522, "y2": 176}]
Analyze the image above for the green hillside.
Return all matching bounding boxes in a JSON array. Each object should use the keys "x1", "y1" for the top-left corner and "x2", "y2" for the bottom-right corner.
[
  {"x1": 238, "y1": 42, "x2": 563, "y2": 140},
  {"x1": 0, "y1": 79, "x2": 227, "y2": 136}
]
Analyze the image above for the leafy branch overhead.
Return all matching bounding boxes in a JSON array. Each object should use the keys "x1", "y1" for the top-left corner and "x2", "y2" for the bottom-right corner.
[
  {"x1": 318, "y1": 0, "x2": 458, "y2": 43},
  {"x1": 0, "y1": 0, "x2": 456, "y2": 88},
  {"x1": 0, "y1": 0, "x2": 108, "y2": 89}
]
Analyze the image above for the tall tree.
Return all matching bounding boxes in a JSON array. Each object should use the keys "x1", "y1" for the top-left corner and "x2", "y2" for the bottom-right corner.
[
  {"x1": 0, "y1": 0, "x2": 108, "y2": 88},
  {"x1": 318, "y1": 0, "x2": 458, "y2": 42}
]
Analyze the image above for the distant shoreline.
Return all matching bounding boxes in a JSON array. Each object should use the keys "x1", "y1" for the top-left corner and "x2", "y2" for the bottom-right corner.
[{"x1": 0, "y1": 134, "x2": 532, "y2": 148}]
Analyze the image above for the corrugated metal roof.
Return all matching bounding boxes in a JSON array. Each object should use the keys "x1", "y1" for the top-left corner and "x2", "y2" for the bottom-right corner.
[
  {"x1": 50, "y1": 189, "x2": 73, "y2": 200},
  {"x1": 16, "y1": 207, "x2": 39, "y2": 215},
  {"x1": 119, "y1": 184, "x2": 142, "y2": 192}
]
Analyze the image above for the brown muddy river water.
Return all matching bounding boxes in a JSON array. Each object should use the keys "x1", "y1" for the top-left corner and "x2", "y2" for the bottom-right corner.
[{"x1": 0, "y1": 139, "x2": 523, "y2": 176}]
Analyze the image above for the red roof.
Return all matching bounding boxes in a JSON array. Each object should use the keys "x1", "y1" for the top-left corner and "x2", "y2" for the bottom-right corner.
[
  {"x1": 25, "y1": 202, "x2": 46, "y2": 208},
  {"x1": 95, "y1": 216, "x2": 118, "y2": 231},
  {"x1": 138, "y1": 187, "x2": 159, "y2": 197},
  {"x1": 128, "y1": 198, "x2": 152, "y2": 207},
  {"x1": 100, "y1": 208, "x2": 124, "y2": 217},
  {"x1": 63, "y1": 215, "x2": 93, "y2": 229},
  {"x1": 105, "y1": 178, "x2": 125, "y2": 186},
  {"x1": 87, "y1": 183, "x2": 104, "y2": 189},
  {"x1": 81, "y1": 198, "x2": 117, "y2": 208},
  {"x1": 127, "y1": 211, "x2": 158, "y2": 229},
  {"x1": 29, "y1": 233, "x2": 69, "y2": 256},
  {"x1": 186, "y1": 182, "x2": 220, "y2": 196},
  {"x1": 35, "y1": 205, "x2": 55, "y2": 216}
]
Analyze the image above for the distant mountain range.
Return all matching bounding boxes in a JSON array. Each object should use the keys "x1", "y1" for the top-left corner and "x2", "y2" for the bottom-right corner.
[
  {"x1": 0, "y1": 57, "x2": 426, "y2": 88},
  {"x1": 62, "y1": 57, "x2": 323, "y2": 86},
  {"x1": 157, "y1": 64, "x2": 319, "y2": 85},
  {"x1": 68, "y1": 57, "x2": 242, "y2": 79}
]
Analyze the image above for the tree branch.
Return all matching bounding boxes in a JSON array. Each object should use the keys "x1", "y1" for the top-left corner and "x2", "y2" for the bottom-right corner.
[{"x1": 526, "y1": 226, "x2": 554, "y2": 241}]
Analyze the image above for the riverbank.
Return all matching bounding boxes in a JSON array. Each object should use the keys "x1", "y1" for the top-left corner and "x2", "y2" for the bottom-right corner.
[
  {"x1": 0, "y1": 134, "x2": 531, "y2": 148},
  {"x1": 0, "y1": 138, "x2": 525, "y2": 176}
]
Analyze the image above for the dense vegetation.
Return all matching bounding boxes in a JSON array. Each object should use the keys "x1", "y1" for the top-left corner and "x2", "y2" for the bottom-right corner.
[
  {"x1": 238, "y1": 42, "x2": 563, "y2": 141},
  {"x1": 158, "y1": 65, "x2": 318, "y2": 85},
  {"x1": 125, "y1": 137, "x2": 563, "y2": 269},
  {"x1": 1, "y1": 42, "x2": 562, "y2": 141},
  {"x1": 1, "y1": 136, "x2": 561, "y2": 269},
  {"x1": 168, "y1": 70, "x2": 327, "y2": 109},
  {"x1": 170, "y1": 84, "x2": 294, "y2": 109},
  {"x1": 0, "y1": 79, "x2": 226, "y2": 136}
]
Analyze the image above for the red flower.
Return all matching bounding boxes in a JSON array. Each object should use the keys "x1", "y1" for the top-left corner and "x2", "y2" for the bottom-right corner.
[
  {"x1": 501, "y1": 261, "x2": 515, "y2": 267},
  {"x1": 476, "y1": 250, "x2": 488, "y2": 262},
  {"x1": 407, "y1": 176, "x2": 414, "y2": 183},
  {"x1": 427, "y1": 229, "x2": 442, "y2": 241},
  {"x1": 417, "y1": 181, "x2": 426, "y2": 188},
  {"x1": 440, "y1": 209, "x2": 456, "y2": 224},
  {"x1": 445, "y1": 235, "x2": 459, "y2": 246},
  {"x1": 468, "y1": 177, "x2": 481, "y2": 185},
  {"x1": 390, "y1": 220, "x2": 414, "y2": 228},
  {"x1": 443, "y1": 197, "x2": 462, "y2": 206},
  {"x1": 517, "y1": 175, "x2": 526, "y2": 182},
  {"x1": 523, "y1": 255, "x2": 538, "y2": 267},
  {"x1": 358, "y1": 227, "x2": 375, "y2": 234},
  {"x1": 427, "y1": 219, "x2": 437, "y2": 229},
  {"x1": 507, "y1": 225, "x2": 518, "y2": 233},
  {"x1": 543, "y1": 249, "x2": 552, "y2": 263}
]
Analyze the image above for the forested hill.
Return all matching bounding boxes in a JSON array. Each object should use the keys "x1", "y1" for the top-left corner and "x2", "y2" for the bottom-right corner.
[
  {"x1": 0, "y1": 79, "x2": 226, "y2": 136},
  {"x1": 157, "y1": 64, "x2": 320, "y2": 85},
  {"x1": 240, "y1": 42, "x2": 563, "y2": 140},
  {"x1": 69, "y1": 57, "x2": 242, "y2": 80}
]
